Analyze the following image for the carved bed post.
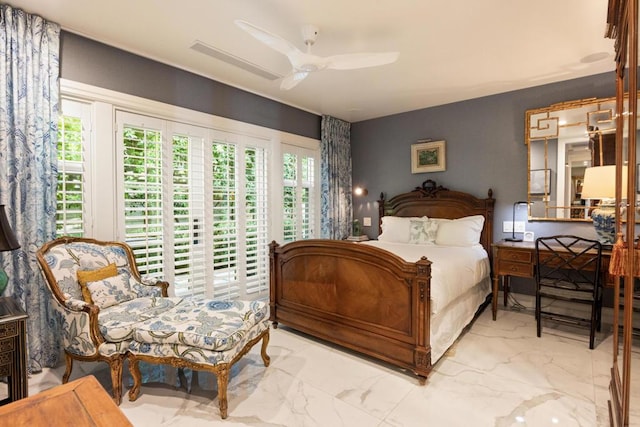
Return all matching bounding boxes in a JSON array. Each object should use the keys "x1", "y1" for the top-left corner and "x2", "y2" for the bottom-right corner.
[
  {"x1": 268, "y1": 241, "x2": 280, "y2": 328},
  {"x1": 414, "y1": 256, "x2": 432, "y2": 384},
  {"x1": 377, "y1": 192, "x2": 386, "y2": 235}
]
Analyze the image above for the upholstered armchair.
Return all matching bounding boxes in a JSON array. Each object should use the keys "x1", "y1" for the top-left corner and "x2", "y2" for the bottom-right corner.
[{"x1": 36, "y1": 237, "x2": 171, "y2": 404}]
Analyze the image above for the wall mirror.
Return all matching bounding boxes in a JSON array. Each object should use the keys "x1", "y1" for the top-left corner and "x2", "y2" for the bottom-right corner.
[{"x1": 525, "y1": 95, "x2": 639, "y2": 222}]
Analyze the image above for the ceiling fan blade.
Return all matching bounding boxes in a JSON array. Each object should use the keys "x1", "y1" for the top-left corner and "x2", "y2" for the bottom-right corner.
[
  {"x1": 234, "y1": 20, "x2": 301, "y2": 58},
  {"x1": 325, "y1": 52, "x2": 399, "y2": 70},
  {"x1": 280, "y1": 71, "x2": 309, "y2": 90}
]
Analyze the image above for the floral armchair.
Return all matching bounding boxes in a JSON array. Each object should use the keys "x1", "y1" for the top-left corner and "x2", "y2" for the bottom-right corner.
[{"x1": 36, "y1": 237, "x2": 172, "y2": 404}]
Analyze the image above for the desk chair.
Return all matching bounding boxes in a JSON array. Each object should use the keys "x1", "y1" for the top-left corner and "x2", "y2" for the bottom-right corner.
[{"x1": 535, "y1": 235, "x2": 603, "y2": 349}]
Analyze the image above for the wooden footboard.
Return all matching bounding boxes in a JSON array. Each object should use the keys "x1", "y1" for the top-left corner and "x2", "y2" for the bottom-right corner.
[{"x1": 269, "y1": 239, "x2": 433, "y2": 381}]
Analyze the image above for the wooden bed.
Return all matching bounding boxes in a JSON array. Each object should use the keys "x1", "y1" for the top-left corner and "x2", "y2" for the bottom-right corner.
[{"x1": 269, "y1": 180, "x2": 495, "y2": 383}]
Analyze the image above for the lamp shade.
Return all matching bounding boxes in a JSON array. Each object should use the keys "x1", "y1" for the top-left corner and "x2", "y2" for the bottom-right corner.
[
  {"x1": 0, "y1": 205, "x2": 19, "y2": 252},
  {"x1": 581, "y1": 165, "x2": 627, "y2": 199}
]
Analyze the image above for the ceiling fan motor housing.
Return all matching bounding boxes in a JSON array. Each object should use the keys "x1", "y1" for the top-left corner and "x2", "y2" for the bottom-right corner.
[{"x1": 301, "y1": 24, "x2": 319, "y2": 46}]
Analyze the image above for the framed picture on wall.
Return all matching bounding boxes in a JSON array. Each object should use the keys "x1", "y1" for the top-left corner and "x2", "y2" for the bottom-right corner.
[
  {"x1": 411, "y1": 140, "x2": 446, "y2": 173},
  {"x1": 530, "y1": 168, "x2": 551, "y2": 195}
]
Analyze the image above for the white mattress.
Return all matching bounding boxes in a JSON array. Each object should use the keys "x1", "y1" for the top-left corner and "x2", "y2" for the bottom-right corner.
[
  {"x1": 362, "y1": 241, "x2": 490, "y2": 314},
  {"x1": 361, "y1": 241, "x2": 491, "y2": 363}
]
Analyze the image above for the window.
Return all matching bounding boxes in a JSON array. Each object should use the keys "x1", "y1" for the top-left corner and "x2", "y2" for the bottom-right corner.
[
  {"x1": 58, "y1": 81, "x2": 319, "y2": 302},
  {"x1": 116, "y1": 112, "x2": 270, "y2": 299},
  {"x1": 211, "y1": 134, "x2": 269, "y2": 299},
  {"x1": 282, "y1": 145, "x2": 318, "y2": 242},
  {"x1": 56, "y1": 99, "x2": 92, "y2": 237}
]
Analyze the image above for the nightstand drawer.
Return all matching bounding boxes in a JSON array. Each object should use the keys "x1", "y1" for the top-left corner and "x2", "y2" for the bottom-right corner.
[
  {"x1": 0, "y1": 362, "x2": 10, "y2": 377},
  {"x1": 0, "y1": 351, "x2": 12, "y2": 366},
  {"x1": 0, "y1": 322, "x2": 17, "y2": 339},
  {"x1": 498, "y1": 259, "x2": 533, "y2": 277},
  {"x1": 0, "y1": 337, "x2": 14, "y2": 353},
  {"x1": 499, "y1": 249, "x2": 532, "y2": 263}
]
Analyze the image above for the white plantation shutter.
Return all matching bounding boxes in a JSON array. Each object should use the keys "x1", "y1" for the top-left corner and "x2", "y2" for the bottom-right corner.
[
  {"x1": 212, "y1": 134, "x2": 240, "y2": 299},
  {"x1": 301, "y1": 154, "x2": 315, "y2": 239},
  {"x1": 211, "y1": 133, "x2": 269, "y2": 299},
  {"x1": 282, "y1": 152, "x2": 298, "y2": 242},
  {"x1": 169, "y1": 122, "x2": 211, "y2": 297},
  {"x1": 56, "y1": 99, "x2": 92, "y2": 237},
  {"x1": 244, "y1": 145, "x2": 269, "y2": 296},
  {"x1": 117, "y1": 112, "x2": 166, "y2": 279},
  {"x1": 282, "y1": 145, "x2": 318, "y2": 242}
]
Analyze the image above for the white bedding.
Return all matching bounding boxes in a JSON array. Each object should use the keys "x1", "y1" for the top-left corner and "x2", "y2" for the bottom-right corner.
[{"x1": 361, "y1": 241, "x2": 490, "y2": 314}]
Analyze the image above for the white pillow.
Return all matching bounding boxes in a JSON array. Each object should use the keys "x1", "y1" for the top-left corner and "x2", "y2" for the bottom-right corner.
[
  {"x1": 408, "y1": 218, "x2": 438, "y2": 245},
  {"x1": 378, "y1": 216, "x2": 426, "y2": 243},
  {"x1": 434, "y1": 215, "x2": 485, "y2": 247}
]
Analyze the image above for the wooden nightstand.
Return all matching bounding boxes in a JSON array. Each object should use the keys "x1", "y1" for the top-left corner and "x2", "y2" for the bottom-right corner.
[
  {"x1": 0, "y1": 296, "x2": 28, "y2": 404},
  {"x1": 491, "y1": 240, "x2": 611, "y2": 320}
]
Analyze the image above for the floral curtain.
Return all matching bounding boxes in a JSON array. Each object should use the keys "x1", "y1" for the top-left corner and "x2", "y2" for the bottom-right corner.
[
  {"x1": 320, "y1": 115, "x2": 352, "y2": 239},
  {"x1": 0, "y1": 5, "x2": 60, "y2": 372}
]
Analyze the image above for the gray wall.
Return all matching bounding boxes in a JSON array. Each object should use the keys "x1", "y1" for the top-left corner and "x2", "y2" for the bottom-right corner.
[
  {"x1": 59, "y1": 31, "x2": 321, "y2": 140},
  {"x1": 61, "y1": 30, "x2": 617, "y2": 296},
  {"x1": 351, "y1": 72, "x2": 617, "y2": 243}
]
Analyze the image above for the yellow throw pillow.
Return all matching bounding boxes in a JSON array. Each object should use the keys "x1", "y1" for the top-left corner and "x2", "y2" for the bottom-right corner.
[{"x1": 77, "y1": 263, "x2": 118, "y2": 304}]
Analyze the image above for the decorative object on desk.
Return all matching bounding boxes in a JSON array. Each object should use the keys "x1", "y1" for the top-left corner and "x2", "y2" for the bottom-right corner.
[
  {"x1": 352, "y1": 219, "x2": 362, "y2": 236},
  {"x1": 523, "y1": 231, "x2": 535, "y2": 242},
  {"x1": 353, "y1": 186, "x2": 368, "y2": 197},
  {"x1": 0, "y1": 205, "x2": 20, "y2": 296},
  {"x1": 505, "y1": 201, "x2": 529, "y2": 242},
  {"x1": 581, "y1": 165, "x2": 625, "y2": 245},
  {"x1": 411, "y1": 140, "x2": 446, "y2": 173}
]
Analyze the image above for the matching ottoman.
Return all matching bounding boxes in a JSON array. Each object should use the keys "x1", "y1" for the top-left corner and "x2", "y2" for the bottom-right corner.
[{"x1": 126, "y1": 298, "x2": 270, "y2": 419}]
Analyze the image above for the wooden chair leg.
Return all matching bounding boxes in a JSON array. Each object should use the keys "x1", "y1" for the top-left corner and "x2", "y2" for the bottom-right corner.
[
  {"x1": 216, "y1": 366, "x2": 230, "y2": 419},
  {"x1": 536, "y1": 294, "x2": 542, "y2": 337},
  {"x1": 62, "y1": 353, "x2": 73, "y2": 384},
  {"x1": 128, "y1": 354, "x2": 141, "y2": 402},
  {"x1": 108, "y1": 356, "x2": 124, "y2": 405},
  {"x1": 260, "y1": 329, "x2": 271, "y2": 367}
]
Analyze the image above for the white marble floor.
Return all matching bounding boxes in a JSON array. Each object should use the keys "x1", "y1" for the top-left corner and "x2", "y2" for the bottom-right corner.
[{"x1": 23, "y1": 295, "x2": 640, "y2": 426}]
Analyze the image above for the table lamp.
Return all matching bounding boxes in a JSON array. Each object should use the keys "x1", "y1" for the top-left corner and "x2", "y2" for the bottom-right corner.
[
  {"x1": 0, "y1": 205, "x2": 20, "y2": 295},
  {"x1": 581, "y1": 165, "x2": 625, "y2": 245},
  {"x1": 505, "y1": 201, "x2": 529, "y2": 242}
]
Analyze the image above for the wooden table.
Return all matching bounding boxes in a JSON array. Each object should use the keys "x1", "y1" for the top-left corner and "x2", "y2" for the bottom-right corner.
[
  {"x1": 0, "y1": 296, "x2": 28, "y2": 404},
  {"x1": 0, "y1": 375, "x2": 133, "y2": 426},
  {"x1": 491, "y1": 239, "x2": 612, "y2": 320}
]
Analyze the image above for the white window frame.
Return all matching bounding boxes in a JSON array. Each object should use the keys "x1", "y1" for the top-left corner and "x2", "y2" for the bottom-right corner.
[
  {"x1": 56, "y1": 98, "x2": 94, "y2": 237},
  {"x1": 59, "y1": 79, "x2": 320, "y2": 300}
]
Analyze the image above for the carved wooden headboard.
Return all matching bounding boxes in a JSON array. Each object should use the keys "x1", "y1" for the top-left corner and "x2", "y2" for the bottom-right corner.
[{"x1": 377, "y1": 180, "x2": 495, "y2": 257}]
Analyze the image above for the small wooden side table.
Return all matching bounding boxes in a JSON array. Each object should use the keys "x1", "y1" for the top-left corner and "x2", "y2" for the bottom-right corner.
[
  {"x1": 0, "y1": 296, "x2": 28, "y2": 404},
  {"x1": 0, "y1": 375, "x2": 133, "y2": 426}
]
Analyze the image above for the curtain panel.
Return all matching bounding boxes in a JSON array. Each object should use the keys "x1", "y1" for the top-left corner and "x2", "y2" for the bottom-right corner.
[
  {"x1": 320, "y1": 115, "x2": 352, "y2": 239},
  {"x1": 0, "y1": 5, "x2": 60, "y2": 372}
]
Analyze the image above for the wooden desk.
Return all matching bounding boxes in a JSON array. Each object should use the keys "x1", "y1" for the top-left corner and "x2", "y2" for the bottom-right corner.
[
  {"x1": 0, "y1": 375, "x2": 133, "y2": 426},
  {"x1": 491, "y1": 240, "x2": 611, "y2": 320},
  {"x1": 0, "y1": 296, "x2": 28, "y2": 404}
]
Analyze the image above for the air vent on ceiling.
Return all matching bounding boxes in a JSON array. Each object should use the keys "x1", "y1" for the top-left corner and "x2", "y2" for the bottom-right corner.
[{"x1": 190, "y1": 40, "x2": 282, "y2": 81}]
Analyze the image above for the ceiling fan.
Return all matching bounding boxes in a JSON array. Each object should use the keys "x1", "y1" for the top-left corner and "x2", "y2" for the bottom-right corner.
[{"x1": 234, "y1": 20, "x2": 399, "y2": 90}]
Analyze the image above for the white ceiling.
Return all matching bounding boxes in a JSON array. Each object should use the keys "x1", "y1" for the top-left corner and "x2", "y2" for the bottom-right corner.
[{"x1": 10, "y1": 0, "x2": 615, "y2": 122}]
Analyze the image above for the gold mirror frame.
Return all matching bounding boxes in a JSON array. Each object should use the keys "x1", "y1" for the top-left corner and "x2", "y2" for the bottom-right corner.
[{"x1": 525, "y1": 96, "x2": 621, "y2": 222}]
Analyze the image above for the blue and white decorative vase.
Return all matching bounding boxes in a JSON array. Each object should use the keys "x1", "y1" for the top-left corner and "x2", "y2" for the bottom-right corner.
[{"x1": 591, "y1": 204, "x2": 616, "y2": 245}]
